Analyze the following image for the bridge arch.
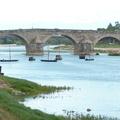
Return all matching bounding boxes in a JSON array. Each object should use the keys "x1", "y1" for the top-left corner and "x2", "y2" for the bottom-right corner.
[
  {"x1": 95, "y1": 35, "x2": 120, "y2": 45},
  {"x1": 42, "y1": 33, "x2": 77, "y2": 44},
  {"x1": 5, "y1": 34, "x2": 29, "y2": 44},
  {"x1": 98, "y1": 36, "x2": 120, "y2": 44},
  {"x1": 42, "y1": 33, "x2": 78, "y2": 54},
  {"x1": 0, "y1": 33, "x2": 30, "y2": 53}
]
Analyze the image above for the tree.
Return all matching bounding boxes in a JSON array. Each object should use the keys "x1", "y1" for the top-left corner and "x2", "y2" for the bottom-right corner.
[
  {"x1": 115, "y1": 21, "x2": 120, "y2": 28},
  {"x1": 108, "y1": 23, "x2": 112, "y2": 27}
]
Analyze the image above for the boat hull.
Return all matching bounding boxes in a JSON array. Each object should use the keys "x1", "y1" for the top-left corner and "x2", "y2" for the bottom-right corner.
[
  {"x1": 0, "y1": 60, "x2": 18, "y2": 62},
  {"x1": 85, "y1": 59, "x2": 94, "y2": 61},
  {"x1": 41, "y1": 59, "x2": 57, "y2": 62}
]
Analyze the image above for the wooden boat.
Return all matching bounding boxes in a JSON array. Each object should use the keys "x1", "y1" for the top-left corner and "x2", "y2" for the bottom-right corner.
[
  {"x1": 0, "y1": 59, "x2": 18, "y2": 62},
  {"x1": 55, "y1": 44, "x2": 62, "y2": 60},
  {"x1": 29, "y1": 57, "x2": 35, "y2": 61},
  {"x1": 41, "y1": 59, "x2": 57, "y2": 62},
  {"x1": 85, "y1": 55, "x2": 94, "y2": 61},
  {"x1": 0, "y1": 44, "x2": 18, "y2": 62},
  {"x1": 79, "y1": 54, "x2": 85, "y2": 59},
  {"x1": 55, "y1": 55, "x2": 62, "y2": 60},
  {"x1": 85, "y1": 58, "x2": 94, "y2": 61},
  {"x1": 28, "y1": 44, "x2": 35, "y2": 61},
  {"x1": 41, "y1": 45, "x2": 57, "y2": 62}
]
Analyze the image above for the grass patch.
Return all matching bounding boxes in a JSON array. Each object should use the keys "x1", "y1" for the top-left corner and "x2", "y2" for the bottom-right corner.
[
  {"x1": 0, "y1": 75, "x2": 70, "y2": 95},
  {"x1": 0, "y1": 89, "x2": 64, "y2": 120},
  {"x1": 95, "y1": 43, "x2": 120, "y2": 48},
  {"x1": 108, "y1": 53, "x2": 120, "y2": 56},
  {"x1": 94, "y1": 50, "x2": 110, "y2": 53}
]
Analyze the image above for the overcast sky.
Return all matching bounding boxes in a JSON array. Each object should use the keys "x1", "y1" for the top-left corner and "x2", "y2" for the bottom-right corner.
[{"x1": 0, "y1": 0, "x2": 120, "y2": 30}]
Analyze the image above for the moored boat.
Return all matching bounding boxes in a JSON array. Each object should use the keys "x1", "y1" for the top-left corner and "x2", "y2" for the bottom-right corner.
[
  {"x1": 0, "y1": 44, "x2": 19, "y2": 62},
  {"x1": 41, "y1": 59, "x2": 57, "y2": 62},
  {"x1": 41, "y1": 44, "x2": 57, "y2": 62},
  {"x1": 29, "y1": 57, "x2": 35, "y2": 61},
  {"x1": 55, "y1": 55, "x2": 62, "y2": 60},
  {"x1": 0, "y1": 59, "x2": 18, "y2": 62}
]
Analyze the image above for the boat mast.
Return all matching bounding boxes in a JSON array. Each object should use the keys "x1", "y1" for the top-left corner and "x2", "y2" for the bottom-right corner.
[
  {"x1": 9, "y1": 44, "x2": 11, "y2": 60},
  {"x1": 48, "y1": 44, "x2": 49, "y2": 60}
]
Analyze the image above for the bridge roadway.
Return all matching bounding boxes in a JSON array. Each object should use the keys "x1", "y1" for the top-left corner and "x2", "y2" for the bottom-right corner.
[{"x1": 0, "y1": 28, "x2": 120, "y2": 55}]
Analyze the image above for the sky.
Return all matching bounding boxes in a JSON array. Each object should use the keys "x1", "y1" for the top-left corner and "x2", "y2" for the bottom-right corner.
[{"x1": 0, "y1": 0, "x2": 120, "y2": 30}]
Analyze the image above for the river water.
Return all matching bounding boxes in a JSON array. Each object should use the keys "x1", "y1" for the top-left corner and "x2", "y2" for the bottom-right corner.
[{"x1": 0, "y1": 46, "x2": 120, "y2": 118}]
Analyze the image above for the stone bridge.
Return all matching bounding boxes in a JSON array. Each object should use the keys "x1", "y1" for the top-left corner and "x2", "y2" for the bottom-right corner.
[{"x1": 0, "y1": 28, "x2": 120, "y2": 55}]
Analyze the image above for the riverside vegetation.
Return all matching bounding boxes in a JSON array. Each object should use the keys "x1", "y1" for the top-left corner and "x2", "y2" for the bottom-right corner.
[
  {"x1": 94, "y1": 43, "x2": 120, "y2": 56},
  {"x1": 54, "y1": 43, "x2": 120, "y2": 56},
  {"x1": 0, "y1": 75, "x2": 119, "y2": 120}
]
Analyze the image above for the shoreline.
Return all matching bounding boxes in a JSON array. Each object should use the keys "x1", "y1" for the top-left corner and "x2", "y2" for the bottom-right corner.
[
  {"x1": 0, "y1": 44, "x2": 119, "y2": 53},
  {"x1": 0, "y1": 44, "x2": 17, "y2": 46},
  {"x1": 0, "y1": 44, "x2": 24, "y2": 46}
]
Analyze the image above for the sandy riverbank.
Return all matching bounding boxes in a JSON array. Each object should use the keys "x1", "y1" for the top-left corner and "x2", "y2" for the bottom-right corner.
[{"x1": 0, "y1": 44, "x2": 17, "y2": 46}]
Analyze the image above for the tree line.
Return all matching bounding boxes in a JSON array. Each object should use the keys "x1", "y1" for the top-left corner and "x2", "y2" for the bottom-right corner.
[
  {"x1": 0, "y1": 36, "x2": 24, "y2": 45},
  {"x1": 0, "y1": 36, "x2": 73, "y2": 45},
  {"x1": 97, "y1": 21, "x2": 120, "y2": 31},
  {"x1": 46, "y1": 36, "x2": 73, "y2": 45}
]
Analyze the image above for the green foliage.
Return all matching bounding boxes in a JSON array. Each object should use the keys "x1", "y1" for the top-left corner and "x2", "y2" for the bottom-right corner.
[
  {"x1": 108, "y1": 53, "x2": 120, "y2": 56},
  {"x1": 95, "y1": 53, "x2": 99, "y2": 55},
  {"x1": 97, "y1": 28, "x2": 106, "y2": 31},
  {"x1": 1, "y1": 88, "x2": 13, "y2": 94},
  {"x1": 108, "y1": 23, "x2": 113, "y2": 27},
  {"x1": 0, "y1": 37, "x2": 24, "y2": 45},
  {"x1": 0, "y1": 90, "x2": 62, "y2": 120},
  {"x1": 94, "y1": 50, "x2": 109, "y2": 53},
  {"x1": 95, "y1": 43, "x2": 120, "y2": 48},
  {"x1": 46, "y1": 37, "x2": 73, "y2": 45},
  {"x1": 0, "y1": 75, "x2": 70, "y2": 95},
  {"x1": 97, "y1": 21, "x2": 120, "y2": 31},
  {"x1": 107, "y1": 26, "x2": 120, "y2": 31},
  {"x1": 0, "y1": 36, "x2": 73, "y2": 45},
  {"x1": 97, "y1": 27, "x2": 120, "y2": 31}
]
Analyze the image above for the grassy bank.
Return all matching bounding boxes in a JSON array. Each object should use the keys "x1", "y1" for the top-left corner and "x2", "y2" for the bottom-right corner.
[
  {"x1": 0, "y1": 75, "x2": 70, "y2": 95},
  {"x1": 0, "y1": 89, "x2": 118, "y2": 120},
  {"x1": 0, "y1": 75, "x2": 119, "y2": 120},
  {"x1": 0, "y1": 89, "x2": 65, "y2": 120}
]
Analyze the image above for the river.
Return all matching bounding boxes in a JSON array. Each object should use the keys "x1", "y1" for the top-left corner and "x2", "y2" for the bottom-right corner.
[{"x1": 0, "y1": 45, "x2": 120, "y2": 118}]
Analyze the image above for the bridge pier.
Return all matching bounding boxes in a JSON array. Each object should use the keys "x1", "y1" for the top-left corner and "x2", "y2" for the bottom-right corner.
[
  {"x1": 78, "y1": 43, "x2": 94, "y2": 55},
  {"x1": 25, "y1": 43, "x2": 94, "y2": 55},
  {"x1": 26, "y1": 43, "x2": 44, "y2": 55},
  {"x1": 74, "y1": 43, "x2": 80, "y2": 55}
]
